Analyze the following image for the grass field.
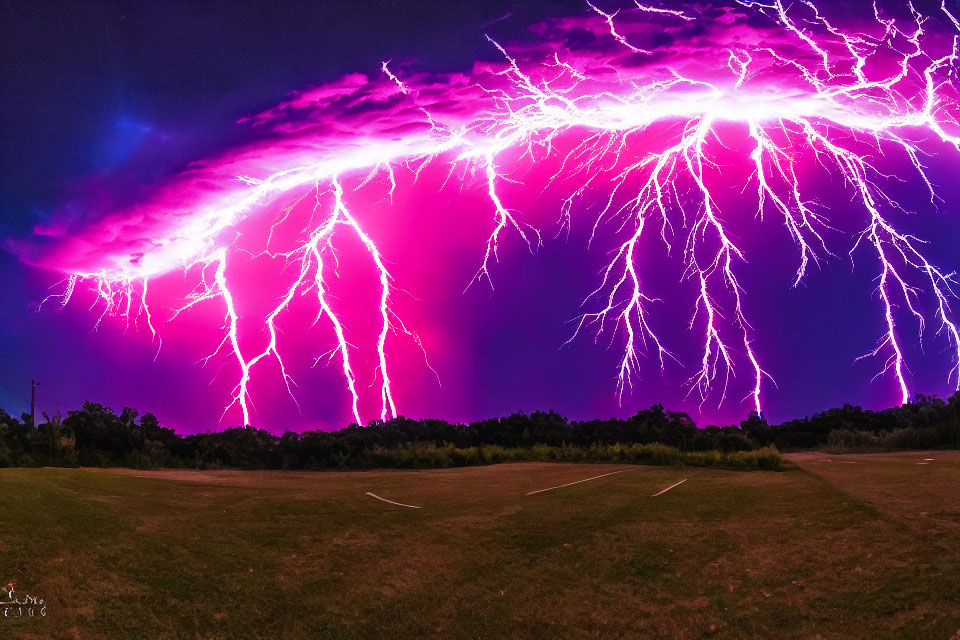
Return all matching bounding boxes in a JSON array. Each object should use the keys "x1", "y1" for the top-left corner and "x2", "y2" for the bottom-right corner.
[{"x1": 1, "y1": 452, "x2": 959, "y2": 639}]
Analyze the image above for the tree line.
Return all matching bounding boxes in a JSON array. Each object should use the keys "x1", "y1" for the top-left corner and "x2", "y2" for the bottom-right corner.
[{"x1": 0, "y1": 392, "x2": 957, "y2": 470}]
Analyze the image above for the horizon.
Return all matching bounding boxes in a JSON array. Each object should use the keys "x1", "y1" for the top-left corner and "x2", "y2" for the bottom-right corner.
[{"x1": 4, "y1": 392, "x2": 955, "y2": 437}]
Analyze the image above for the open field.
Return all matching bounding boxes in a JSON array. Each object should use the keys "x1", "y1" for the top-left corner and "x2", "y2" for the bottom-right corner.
[{"x1": 1, "y1": 453, "x2": 959, "y2": 639}]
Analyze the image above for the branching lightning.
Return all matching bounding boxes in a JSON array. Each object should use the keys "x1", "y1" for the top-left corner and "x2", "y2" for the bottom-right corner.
[{"x1": 34, "y1": 0, "x2": 960, "y2": 425}]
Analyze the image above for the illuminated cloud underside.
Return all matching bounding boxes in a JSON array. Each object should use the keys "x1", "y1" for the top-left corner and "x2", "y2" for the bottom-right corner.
[{"x1": 19, "y1": 0, "x2": 960, "y2": 426}]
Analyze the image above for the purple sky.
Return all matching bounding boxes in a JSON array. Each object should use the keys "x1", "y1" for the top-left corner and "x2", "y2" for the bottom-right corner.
[{"x1": 2, "y1": 0, "x2": 959, "y2": 434}]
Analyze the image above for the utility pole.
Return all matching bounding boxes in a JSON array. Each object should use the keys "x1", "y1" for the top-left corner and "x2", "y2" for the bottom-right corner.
[{"x1": 30, "y1": 378, "x2": 40, "y2": 426}]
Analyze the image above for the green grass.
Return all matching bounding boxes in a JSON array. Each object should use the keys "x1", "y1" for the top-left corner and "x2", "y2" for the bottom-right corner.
[{"x1": 0, "y1": 452, "x2": 959, "y2": 638}]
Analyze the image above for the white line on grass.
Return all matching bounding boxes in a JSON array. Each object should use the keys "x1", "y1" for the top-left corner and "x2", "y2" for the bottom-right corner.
[
  {"x1": 525, "y1": 469, "x2": 632, "y2": 496},
  {"x1": 365, "y1": 492, "x2": 421, "y2": 509},
  {"x1": 651, "y1": 478, "x2": 687, "y2": 497}
]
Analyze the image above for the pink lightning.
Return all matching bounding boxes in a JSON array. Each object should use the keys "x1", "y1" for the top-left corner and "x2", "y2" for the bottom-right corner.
[{"x1": 25, "y1": 0, "x2": 960, "y2": 427}]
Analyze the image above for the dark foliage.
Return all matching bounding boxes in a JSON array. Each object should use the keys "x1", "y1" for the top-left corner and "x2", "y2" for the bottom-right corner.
[{"x1": 0, "y1": 393, "x2": 957, "y2": 470}]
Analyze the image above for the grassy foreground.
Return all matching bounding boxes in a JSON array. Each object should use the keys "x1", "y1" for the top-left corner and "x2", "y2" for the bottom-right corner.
[{"x1": 1, "y1": 452, "x2": 959, "y2": 639}]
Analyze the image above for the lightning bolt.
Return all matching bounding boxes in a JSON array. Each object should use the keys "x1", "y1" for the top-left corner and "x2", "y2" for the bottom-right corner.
[{"x1": 43, "y1": 0, "x2": 960, "y2": 425}]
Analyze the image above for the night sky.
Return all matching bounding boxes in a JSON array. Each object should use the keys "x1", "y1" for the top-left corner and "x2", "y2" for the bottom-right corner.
[{"x1": 2, "y1": 0, "x2": 959, "y2": 433}]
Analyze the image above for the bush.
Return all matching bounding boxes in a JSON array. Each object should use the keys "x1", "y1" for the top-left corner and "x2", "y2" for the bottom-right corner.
[
  {"x1": 826, "y1": 427, "x2": 939, "y2": 452},
  {"x1": 348, "y1": 442, "x2": 780, "y2": 471},
  {"x1": 826, "y1": 428, "x2": 882, "y2": 452},
  {"x1": 882, "y1": 427, "x2": 938, "y2": 450}
]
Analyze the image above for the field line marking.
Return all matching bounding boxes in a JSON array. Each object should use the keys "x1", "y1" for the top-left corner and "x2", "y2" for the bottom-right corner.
[
  {"x1": 365, "y1": 492, "x2": 421, "y2": 509},
  {"x1": 525, "y1": 469, "x2": 632, "y2": 496},
  {"x1": 651, "y1": 478, "x2": 687, "y2": 497}
]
